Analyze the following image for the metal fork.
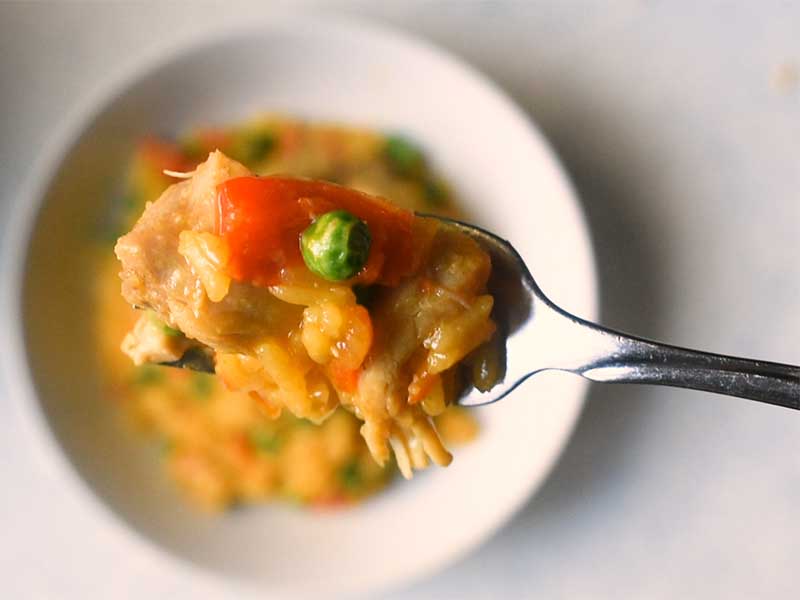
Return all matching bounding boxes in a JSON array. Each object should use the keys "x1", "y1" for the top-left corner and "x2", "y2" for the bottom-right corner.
[
  {"x1": 435, "y1": 216, "x2": 800, "y2": 409},
  {"x1": 163, "y1": 216, "x2": 800, "y2": 409}
]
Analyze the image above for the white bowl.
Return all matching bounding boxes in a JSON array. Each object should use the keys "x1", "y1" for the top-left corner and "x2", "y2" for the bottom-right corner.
[{"x1": 1, "y1": 13, "x2": 597, "y2": 597}]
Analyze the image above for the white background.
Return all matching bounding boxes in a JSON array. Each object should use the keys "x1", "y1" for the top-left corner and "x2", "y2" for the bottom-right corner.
[{"x1": 1, "y1": 1, "x2": 799, "y2": 598}]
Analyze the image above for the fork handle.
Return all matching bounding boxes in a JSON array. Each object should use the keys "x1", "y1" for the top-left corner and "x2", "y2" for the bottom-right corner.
[{"x1": 567, "y1": 317, "x2": 800, "y2": 410}]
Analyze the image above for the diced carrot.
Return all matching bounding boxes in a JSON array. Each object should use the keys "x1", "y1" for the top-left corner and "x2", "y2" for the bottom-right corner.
[
  {"x1": 312, "y1": 493, "x2": 350, "y2": 509},
  {"x1": 328, "y1": 363, "x2": 361, "y2": 394}
]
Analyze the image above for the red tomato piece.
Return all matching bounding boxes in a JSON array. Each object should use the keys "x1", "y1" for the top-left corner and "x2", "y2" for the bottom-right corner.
[{"x1": 216, "y1": 176, "x2": 419, "y2": 287}]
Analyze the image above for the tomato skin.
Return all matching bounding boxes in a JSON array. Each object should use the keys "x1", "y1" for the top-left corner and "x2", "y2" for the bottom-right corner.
[
  {"x1": 216, "y1": 177, "x2": 309, "y2": 286},
  {"x1": 216, "y1": 176, "x2": 418, "y2": 287}
]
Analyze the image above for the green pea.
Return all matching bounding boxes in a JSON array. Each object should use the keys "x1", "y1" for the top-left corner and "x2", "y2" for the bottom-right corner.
[
  {"x1": 384, "y1": 135, "x2": 425, "y2": 176},
  {"x1": 248, "y1": 427, "x2": 281, "y2": 454},
  {"x1": 178, "y1": 136, "x2": 204, "y2": 161},
  {"x1": 189, "y1": 372, "x2": 214, "y2": 399},
  {"x1": 338, "y1": 458, "x2": 363, "y2": 490},
  {"x1": 231, "y1": 129, "x2": 276, "y2": 164},
  {"x1": 300, "y1": 210, "x2": 371, "y2": 281},
  {"x1": 162, "y1": 324, "x2": 183, "y2": 337},
  {"x1": 132, "y1": 364, "x2": 163, "y2": 386},
  {"x1": 468, "y1": 338, "x2": 505, "y2": 392},
  {"x1": 423, "y1": 178, "x2": 447, "y2": 207},
  {"x1": 148, "y1": 311, "x2": 183, "y2": 337}
]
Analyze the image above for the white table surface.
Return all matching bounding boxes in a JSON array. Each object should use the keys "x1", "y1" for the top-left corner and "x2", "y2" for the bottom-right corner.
[{"x1": 1, "y1": 2, "x2": 799, "y2": 598}]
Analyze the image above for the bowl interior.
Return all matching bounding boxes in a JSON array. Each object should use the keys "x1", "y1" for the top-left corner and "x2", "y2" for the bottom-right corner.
[{"x1": 17, "y1": 18, "x2": 596, "y2": 595}]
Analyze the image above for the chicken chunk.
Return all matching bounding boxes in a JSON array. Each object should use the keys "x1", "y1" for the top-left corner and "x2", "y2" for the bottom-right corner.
[{"x1": 115, "y1": 151, "x2": 302, "y2": 354}]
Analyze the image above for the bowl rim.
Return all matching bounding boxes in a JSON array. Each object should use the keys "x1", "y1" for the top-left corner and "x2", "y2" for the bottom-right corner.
[{"x1": 0, "y1": 10, "x2": 598, "y2": 597}]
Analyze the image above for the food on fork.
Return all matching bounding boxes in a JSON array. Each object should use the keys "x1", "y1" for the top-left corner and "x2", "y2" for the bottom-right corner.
[
  {"x1": 115, "y1": 150, "x2": 500, "y2": 477},
  {"x1": 95, "y1": 117, "x2": 486, "y2": 510}
]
